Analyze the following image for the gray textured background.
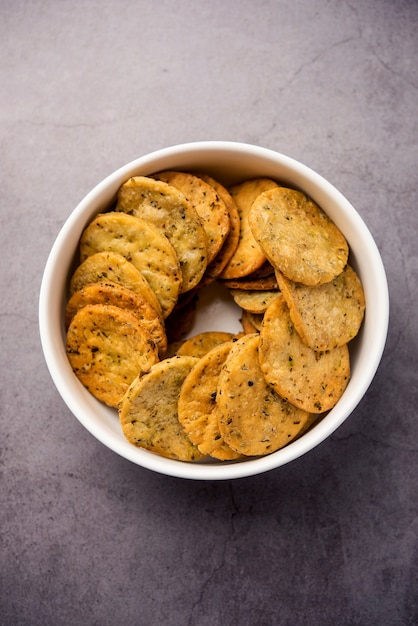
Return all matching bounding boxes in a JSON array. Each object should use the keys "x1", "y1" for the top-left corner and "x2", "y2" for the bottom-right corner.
[{"x1": 1, "y1": 1, "x2": 417, "y2": 624}]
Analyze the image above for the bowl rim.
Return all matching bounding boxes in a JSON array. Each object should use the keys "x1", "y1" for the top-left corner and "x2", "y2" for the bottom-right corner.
[{"x1": 39, "y1": 140, "x2": 389, "y2": 480}]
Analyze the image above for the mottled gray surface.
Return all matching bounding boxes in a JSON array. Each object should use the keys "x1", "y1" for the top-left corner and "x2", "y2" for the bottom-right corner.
[{"x1": 1, "y1": 1, "x2": 417, "y2": 624}]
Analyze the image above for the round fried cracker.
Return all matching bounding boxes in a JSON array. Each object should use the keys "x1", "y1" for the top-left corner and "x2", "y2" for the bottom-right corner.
[
  {"x1": 176, "y1": 331, "x2": 236, "y2": 358},
  {"x1": 219, "y1": 178, "x2": 279, "y2": 279},
  {"x1": 230, "y1": 288, "x2": 280, "y2": 314},
  {"x1": 197, "y1": 174, "x2": 240, "y2": 285},
  {"x1": 249, "y1": 187, "x2": 349, "y2": 286},
  {"x1": 153, "y1": 171, "x2": 230, "y2": 265},
  {"x1": 69, "y1": 251, "x2": 162, "y2": 317},
  {"x1": 116, "y1": 176, "x2": 208, "y2": 293},
  {"x1": 259, "y1": 296, "x2": 350, "y2": 413},
  {"x1": 178, "y1": 341, "x2": 241, "y2": 460},
  {"x1": 241, "y1": 310, "x2": 264, "y2": 334},
  {"x1": 66, "y1": 304, "x2": 159, "y2": 408},
  {"x1": 276, "y1": 265, "x2": 365, "y2": 351},
  {"x1": 79, "y1": 211, "x2": 181, "y2": 318},
  {"x1": 217, "y1": 334, "x2": 312, "y2": 456},
  {"x1": 119, "y1": 356, "x2": 205, "y2": 461},
  {"x1": 221, "y1": 273, "x2": 278, "y2": 291},
  {"x1": 65, "y1": 281, "x2": 167, "y2": 356}
]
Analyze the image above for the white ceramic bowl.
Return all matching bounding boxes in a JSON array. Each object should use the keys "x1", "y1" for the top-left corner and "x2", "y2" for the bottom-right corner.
[{"x1": 39, "y1": 141, "x2": 389, "y2": 480}]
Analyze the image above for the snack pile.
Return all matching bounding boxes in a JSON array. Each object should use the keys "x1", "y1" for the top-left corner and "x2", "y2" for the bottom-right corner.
[{"x1": 66, "y1": 171, "x2": 365, "y2": 461}]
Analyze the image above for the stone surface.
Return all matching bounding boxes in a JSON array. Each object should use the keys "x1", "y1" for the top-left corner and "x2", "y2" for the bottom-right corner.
[{"x1": 1, "y1": 1, "x2": 417, "y2": 624}]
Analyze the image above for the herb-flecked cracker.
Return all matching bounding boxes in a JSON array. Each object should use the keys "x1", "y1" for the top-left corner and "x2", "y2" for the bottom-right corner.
[
  {"x1": 153, "y1": 171, "x2": 230, "y2": 265},
  {"x1": 249, "y1": 187, "x2": 349, "y2": 285},
  {"x1": 178, "y1": 341, "x2": 241, "y2": 460},
  {"x1": 276, "y1": 265, "x2": 365, "y2": 351},
  {"x1": 230, "y1": 288, "x2": 280, "y2": 314},
  {"x1": 217, "y1": 334, "x2": 312, "y2": 456},
  {"x1": 79, "y1": 211, "x2": 181, "y2": 318},
  {"x1": 66, "y1": 304, "x2": 159, "y2": 408},
  {"x1": 65, "y1": 281, "x2": 167, "y2": 356},
  {"x1": 259, "y1": 296, "x2": 350, "y2": 413},
  {"x1": 220, "y1": 178, "x2": 279, "y2": 279},
  {"x1": 221, "y1": 272, "x2": 277, "y2": 291},
  {"x1": 176, "y1": 331, "x2": 236, "y2": 358},
  {"x1": 69, "y1": 250, "x2": 162, "y2": 316},
  {"x1": 119, "y1": 356, "x2": 205, "y2": 461},
  {"x1": 116, "y1": 176, "x2": 208, "y2": 293},
  {"x1": 241, "y1": 310, "x2": 264, "y2": 334},
  {"x1": 197, "y1": 174, "x2": 240, "y2": 285}
]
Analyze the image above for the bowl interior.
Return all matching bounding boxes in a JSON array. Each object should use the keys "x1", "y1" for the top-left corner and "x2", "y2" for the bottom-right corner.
[{"x1": 39, "y1": 142, "x2": 389, "y2": 480}]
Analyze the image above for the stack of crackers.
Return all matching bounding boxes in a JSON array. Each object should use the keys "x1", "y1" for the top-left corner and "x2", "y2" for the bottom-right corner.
[{"x1": 66, "y1": 171, "x2": 365, "y2": 461}]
